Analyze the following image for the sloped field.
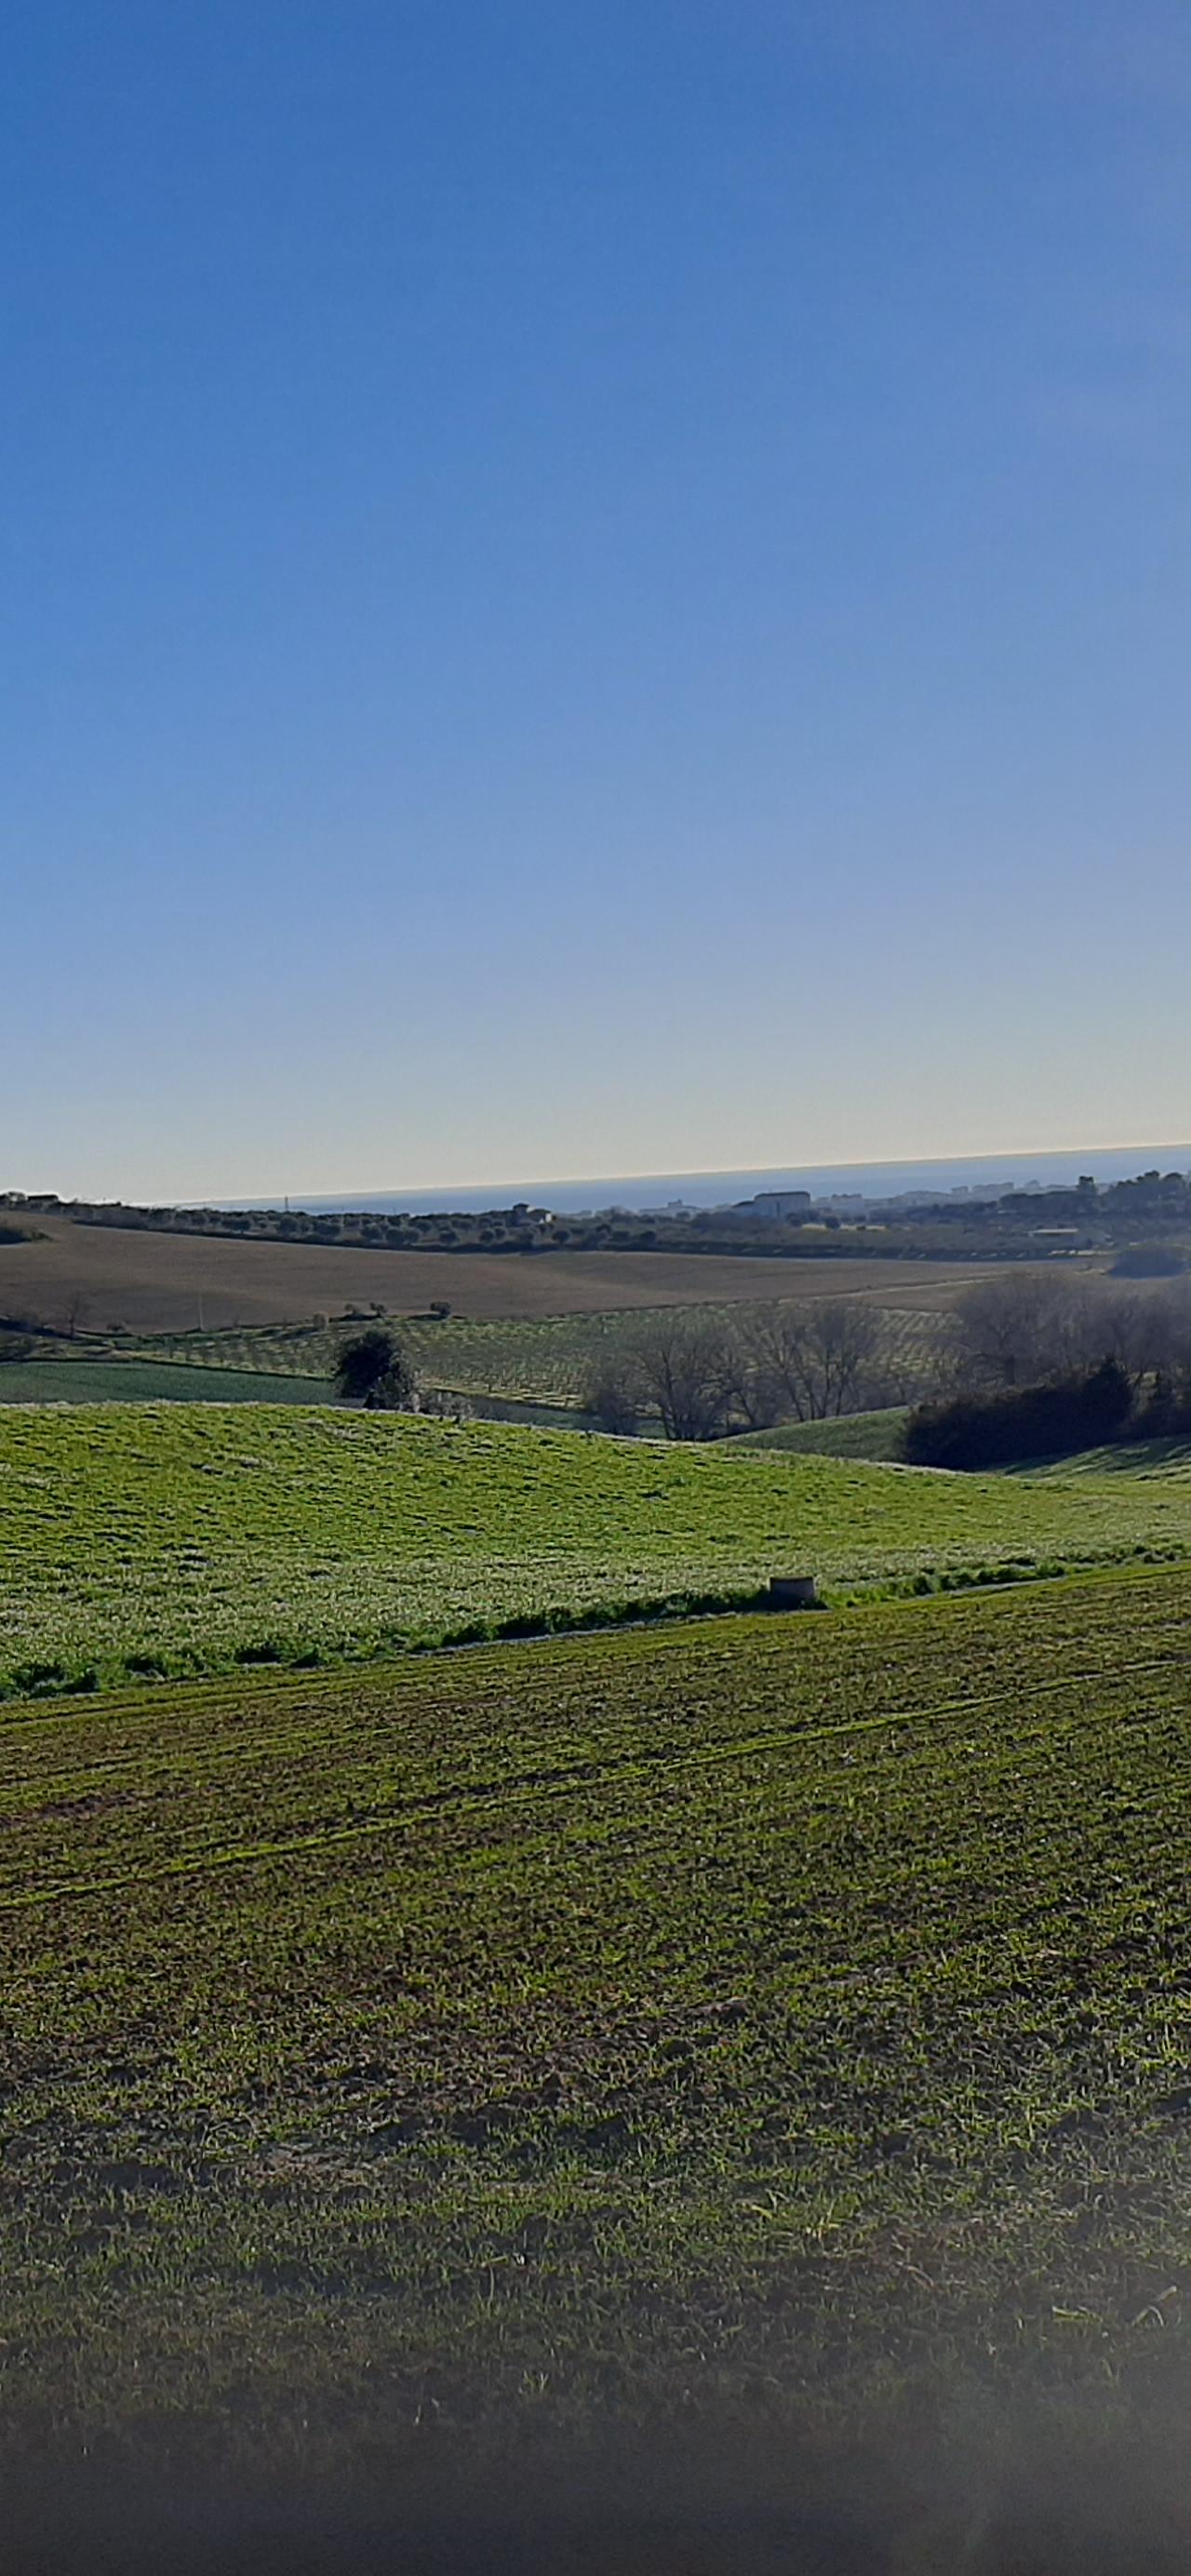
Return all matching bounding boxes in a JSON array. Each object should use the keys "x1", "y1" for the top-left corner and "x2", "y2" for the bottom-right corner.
[
  {"x1": 0, "y1": 1215, "x2": 1005, "y2": 1334},
  {"x1": 0, "y1": 1402, "x2": 1189, "y2": 1696},
  {"x1": 727, "y1": 1406, "x2": 911, "y2": 1458},
  {"x1": 1, "y1": 1570, "x2": 1190, "y2": 2452}
]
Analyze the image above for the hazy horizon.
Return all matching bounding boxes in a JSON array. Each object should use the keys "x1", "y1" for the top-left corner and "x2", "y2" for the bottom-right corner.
[
  {"x1": 162, "y1": 1137, "x2": 1191, "y2": 1217},
  {"x1": 13, "y1": 1135, "x2": 1191, "y2": 1214}
]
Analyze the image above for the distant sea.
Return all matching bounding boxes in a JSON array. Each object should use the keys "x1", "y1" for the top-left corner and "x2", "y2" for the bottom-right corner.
[{"x1": 219, "y1": 1144, "x2": 1191, "y2": 1218}]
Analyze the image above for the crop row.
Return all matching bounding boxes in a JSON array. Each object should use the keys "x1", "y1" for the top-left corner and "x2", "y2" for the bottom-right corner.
[
  {"x1": 120, "y1": 1298, "x2": 956, "y2": 1407},
  {"x1": 1, "y1": 1569, "x2": 1190, "y2": 2450}
]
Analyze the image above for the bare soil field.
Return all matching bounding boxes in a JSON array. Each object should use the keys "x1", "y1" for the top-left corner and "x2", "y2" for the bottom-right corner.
[{"x1": 0, "y1": 1218, "x2": 1050, "y2": 1335}]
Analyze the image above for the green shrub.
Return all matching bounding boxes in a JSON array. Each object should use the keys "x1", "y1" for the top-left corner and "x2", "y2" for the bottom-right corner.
[{"x1": 904, "y1": 1361, "x2": 1132, "y2": 1469}]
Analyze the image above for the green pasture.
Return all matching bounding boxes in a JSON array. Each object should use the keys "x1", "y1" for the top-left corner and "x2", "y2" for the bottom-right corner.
[
  {"x1": 727, "y1": 1405, "x2": 911, "y2": 1459},
  {"x1": 1, "y1": 1402, "x2": 1189, "y2": 1697},
  {"x1": 1006, "y1": 1435, "x2": 1191, "y2": 1480},
  {"x1": 2, "y1": 1569, "x2": 1190, "y2": 2452},
  {"x1": 0, "y1": 1358, "x2": 335, "y2": 1405}
]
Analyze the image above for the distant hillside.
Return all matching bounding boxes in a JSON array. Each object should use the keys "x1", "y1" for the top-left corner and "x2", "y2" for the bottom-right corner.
[
  {"x1": 727, "y1": 1408, "x2": 911, "y2": 1461},
  {"x1": 0, "y1": 1214, "x2": 1016, "y2": 1337}
]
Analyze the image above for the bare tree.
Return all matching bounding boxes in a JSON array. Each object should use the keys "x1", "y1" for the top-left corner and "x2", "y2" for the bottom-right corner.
[
  {"x1": 582, "y1": 1357, "x2": 641, "y2": 1435},
  {"x1": 955, "y1": 1268, "x2": 1191, "y2": 1397},
  {"x1": 1091, "y1": 1286, "x2": 1160, "y2": 1389},
  {"x1": 1162, "y1": 1283, "x2": 1191, "y2": 1376},
  {"x1": 1106, "y1": 1280, "x2": 1191, "y2": 1386},
  {"x1": 954, "y1": 1272, "x2": 1091, "y2": 1389},
  {"x1": 733, "y1": 1298, "x2": 885, "y2": 1421},
  {"x1": 808, "y1": 1298, "x2": 885, "y2": 1415},
  {"x1": 585, "y1": 1297, "x2": 913, "y2": 1440},
  {"x1": 707, "y1": 1318, "x2": 783, "y2": 1431},
  {"x1": 630, "y1": 1313, "x2": 733, "y2": 1441}
]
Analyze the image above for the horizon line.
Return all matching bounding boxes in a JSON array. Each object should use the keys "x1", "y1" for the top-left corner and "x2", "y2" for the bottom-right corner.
[{"x1": 175, "y1": 1137, "x2": 1191, "y2": 1209}]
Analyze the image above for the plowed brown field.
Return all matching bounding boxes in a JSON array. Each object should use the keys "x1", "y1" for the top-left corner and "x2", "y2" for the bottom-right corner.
[{"x1": 0, "y1": 1216, "x2": 1044, "y2": 1335}]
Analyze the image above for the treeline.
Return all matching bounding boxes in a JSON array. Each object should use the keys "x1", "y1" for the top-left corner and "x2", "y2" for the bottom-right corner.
[
  {"x1": 30, "y1": 1195, "x2": 900, "y2": 1257},
  {"x1": 7, "y1": 1164, "x2": 1191, "y2": 1265},
  {"x1": 904, "y1": 1360, "x2": 1135, "y2": 1469},
  {"x1": 944, "y1": 1269, "x2": 1191, "y2": 1394},
  {"x1": 878, "y1": 1167, "x2": 1191, "y2": 1239},
  {"x1": 7, "y1": 1192, "x2": 1158, "y2": 1264},
  {"x1": 582, "y1": 1301, "x2": 911, "y2": 1440},
  {"x1": 903, "y1": 1270, "x2": 1191, "y2": 1467}
]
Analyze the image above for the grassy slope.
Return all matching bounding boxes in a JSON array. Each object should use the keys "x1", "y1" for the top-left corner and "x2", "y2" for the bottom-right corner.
[
  {"x1": 1, "y1": 1402, "x2": 1189, "y2": 1696},
  {"x1": 0, "y1": 1359, "x2": 334, "y2": 1405},
  {"x1": 1009, "y1": 1436, "x2": 1191, "y2": 1480},
  {"x1": 727, "y1": 1406, "x2": 910, "y2": 1459},
  {"x1": 2, "y1": 1567, "x2": 1190, "y2": 2452},
  {"x1": 741, "y1": 1425, "x2": 1191, "y2": 1477}
]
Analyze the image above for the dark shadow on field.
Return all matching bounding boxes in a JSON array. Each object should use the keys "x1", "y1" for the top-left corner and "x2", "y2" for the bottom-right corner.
[{"x1": 7, "y1": 2396, "x2": 1191, "y2": 2576}]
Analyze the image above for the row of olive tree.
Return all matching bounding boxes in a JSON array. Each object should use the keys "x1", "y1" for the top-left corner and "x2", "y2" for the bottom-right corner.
[
  {"x1": 582, "y1": 1300, "x2": 896, "y2": 1441},
  {"x1": 333, "y1": 1274, "x2": 1191, "y2": 1443}
]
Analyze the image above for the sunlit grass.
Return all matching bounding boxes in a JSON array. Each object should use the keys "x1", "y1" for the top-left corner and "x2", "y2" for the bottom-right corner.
[
  {"x1": 0, "y1": 1401, "x2": 1189, "y2": 1697},
  {"x1": 1, "y1": 1570, "x2": 1189, "y2": 2448}
]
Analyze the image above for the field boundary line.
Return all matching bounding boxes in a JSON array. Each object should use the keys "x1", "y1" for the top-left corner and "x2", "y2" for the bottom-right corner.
[
  {"x1": 1, "y1": 1552, "x2": 1188, "y2": 1726},
  {"x1": 2, "y1": 1551, "x2": 1190, "y2": 1728}
]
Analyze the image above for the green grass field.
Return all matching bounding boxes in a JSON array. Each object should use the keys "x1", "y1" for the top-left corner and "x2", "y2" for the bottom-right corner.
[
  {"x1": 3, "y1": 1402, "x2": 1191, "y2": 1698},
  {"x1": 2, "y1": 1566, "x2": 1190, "y2": 2455},
  {"x1": 1009, "y1": 1436, "x2": 1191, "y2": 1480},
  {"x1": 727, "y1": 1405, "x2": 911, "y2": 1459},
  {"x1": 0, "y1": 1358, "x2": 335, "y2": 1405}
]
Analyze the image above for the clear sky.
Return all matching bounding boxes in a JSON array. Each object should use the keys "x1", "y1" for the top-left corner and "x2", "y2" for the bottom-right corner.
[{"x1": 6, "y1": 0, "x2": 1190, "y2": 1201}]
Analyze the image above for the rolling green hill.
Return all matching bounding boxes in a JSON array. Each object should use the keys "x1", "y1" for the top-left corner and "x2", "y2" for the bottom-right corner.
[
  {"x1": 726, "y1": 1405, "x2": 911, "y2": 1459},
  {"x1": 1004, "y1": 1434, "x2": 1191, "y2": 1480},
  {"x1": 1, "y1": 1402, "x2": 1188, "y2": 1697}
]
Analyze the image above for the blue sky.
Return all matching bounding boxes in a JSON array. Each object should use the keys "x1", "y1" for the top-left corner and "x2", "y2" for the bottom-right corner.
[{"x1": 5, "y1": 0, "x2": 1190, "y2": 1200}]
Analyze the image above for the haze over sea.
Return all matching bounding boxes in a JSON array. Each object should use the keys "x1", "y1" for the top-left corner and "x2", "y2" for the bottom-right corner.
[{"x1": 223, "y1": 1145, "x2": 1191, "y2": 1220}]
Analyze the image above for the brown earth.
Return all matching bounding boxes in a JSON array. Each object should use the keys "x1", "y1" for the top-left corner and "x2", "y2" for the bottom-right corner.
[{"x1": 0, "y1": 1218, "x2": 1048, "y2": 1335}]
